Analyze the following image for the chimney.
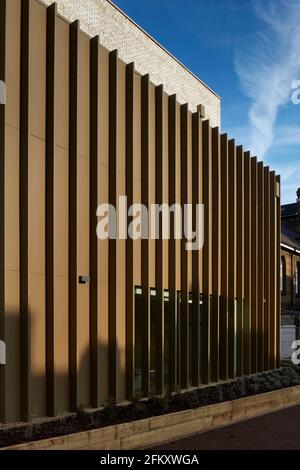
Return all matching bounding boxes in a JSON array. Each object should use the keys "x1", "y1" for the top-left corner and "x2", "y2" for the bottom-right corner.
[{"x1": 197, "y1": 104, "x2": 206, "y2": 119}]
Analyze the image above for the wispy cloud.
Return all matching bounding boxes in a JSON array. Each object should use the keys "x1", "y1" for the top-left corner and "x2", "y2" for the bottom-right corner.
[
  {"x1": 229, "y1": 123, "x2": 300, "y2": 151},
  {"x1": 226, "y1": 121, "x2": 300, "y2": 203},
  {"x1": 235, "y1": 0, "x2": 300, "y2": 159},
  {"x1": 273, "y1": 125, "x2": 300, "y2": 148}
]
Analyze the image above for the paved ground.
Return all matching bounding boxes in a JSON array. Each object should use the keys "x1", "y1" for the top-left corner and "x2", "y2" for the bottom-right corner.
[{"x1": 151, "y1": 405, "x2": 300, "y2": 450}]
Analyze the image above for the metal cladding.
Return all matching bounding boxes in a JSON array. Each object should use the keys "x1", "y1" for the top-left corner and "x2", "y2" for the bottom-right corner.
[{"x1": 0, "y1": 0, "x2": 280, "y2": 423}]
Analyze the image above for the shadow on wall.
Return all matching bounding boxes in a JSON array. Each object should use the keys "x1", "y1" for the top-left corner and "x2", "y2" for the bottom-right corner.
[
  {"x1": 0, "y1": 299, "x2": 279, "y2": 424},
  {"x1": 0, "y1": 310, "x2": 125, "y2": 425}
]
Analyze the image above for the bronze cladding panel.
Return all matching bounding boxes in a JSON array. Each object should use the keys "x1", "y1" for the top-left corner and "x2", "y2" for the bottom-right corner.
[
  {"x1": 257, "y1": 162, "x2": 264, "y2": 372},
  {"x1": 264, "y1": 167, "x2": 270, "y2": 370},
  {"x1": 202, "y1": 120, "x2": 212, "y2": 384},
  {"x1": 269, "y1": 171, "x2": 276, "y2": 369},
  {"x1": 243, "y1": 152, "x2": 251, "y2": 375},
  {"x1": 180, "y1": 103, "x2": 189, "y2": 389},
  {"x1": 191, "y1": 112, "x2": 202, "y2": 386},
  {"x1": 236, "y1": 146, "x2": 244, "y2": 377},
  {"x1": 219, "y1": 134, "x2": 229, "y2": 380},
  {"x1": 276, "y1": 175, "x2": 281, "y2": 367},
  {"x1": 228, "y1": 140, "x2": 236, "y2": 379},
  {"x1": 251, "y1": 158, "x2": 258, "y2": 373},
  {"x1": 211, "y1": 127, "x2": 220, "y2": 382}
]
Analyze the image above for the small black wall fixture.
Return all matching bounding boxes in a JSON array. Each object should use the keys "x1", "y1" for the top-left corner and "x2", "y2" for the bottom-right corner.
[{"x1": 79, "y1": 276, "x2": 91, "y2": 285}]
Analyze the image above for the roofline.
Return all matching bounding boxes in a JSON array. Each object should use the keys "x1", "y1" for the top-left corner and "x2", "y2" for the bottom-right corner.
[
  {"x1": 107, "y1": 0, "x2": 221, "y2": 101},
  {"x1": 281, "y1": 242, "x2": 300, "y2": 255}
]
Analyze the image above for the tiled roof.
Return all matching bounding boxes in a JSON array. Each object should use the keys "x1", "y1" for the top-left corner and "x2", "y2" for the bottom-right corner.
[
  {"x1": 281, "y1": 203, "x2": 298, "y2": 217},
  {"x1": 281, "y1": 224, "x2": 300, "y2": 250}
]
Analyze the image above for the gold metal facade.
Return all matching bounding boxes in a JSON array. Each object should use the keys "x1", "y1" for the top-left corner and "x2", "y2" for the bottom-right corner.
[{"x1": 0, "y1": 0, "x2": 281, "y2": 423}]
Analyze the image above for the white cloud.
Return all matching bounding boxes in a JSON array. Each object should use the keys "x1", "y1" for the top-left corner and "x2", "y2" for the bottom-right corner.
[
  {"x1": 226, "y1": 122, "x2": 300, "y2": 203},
  {"x1": 228, "y1": 123, "x2": 300, "y2": 152},
  {"x1": 234, "y1": 0, "x2": 300, "y2": 159}
]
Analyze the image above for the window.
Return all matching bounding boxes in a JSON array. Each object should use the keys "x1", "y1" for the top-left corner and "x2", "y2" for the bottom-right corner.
[
  {"x1": 281, "y1": 256, "x2": 286, "y2": 295},
  {"x1": 296, "y1": 262, "x2": 300, "y2": 296}
]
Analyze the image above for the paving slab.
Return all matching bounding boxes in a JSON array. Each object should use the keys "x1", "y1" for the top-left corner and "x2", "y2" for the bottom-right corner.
[{"x1": 151, "y1": 405, "x2": 300, "y2": 450}]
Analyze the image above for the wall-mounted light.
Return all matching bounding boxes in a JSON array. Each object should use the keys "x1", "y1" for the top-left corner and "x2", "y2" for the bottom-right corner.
[{"x1": 79, "y1": 276, "x2": 91, "y2": 285}]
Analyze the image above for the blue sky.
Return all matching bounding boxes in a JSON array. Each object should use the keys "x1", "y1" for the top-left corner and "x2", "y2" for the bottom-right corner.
[{"x1": 113, "y1": 0, "x2": 300, "y2": 204}]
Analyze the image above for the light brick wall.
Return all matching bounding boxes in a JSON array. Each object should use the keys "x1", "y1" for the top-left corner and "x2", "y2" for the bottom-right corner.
[{"x1": 40, "y1": 0, "x2": 221, "y2": 127}]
